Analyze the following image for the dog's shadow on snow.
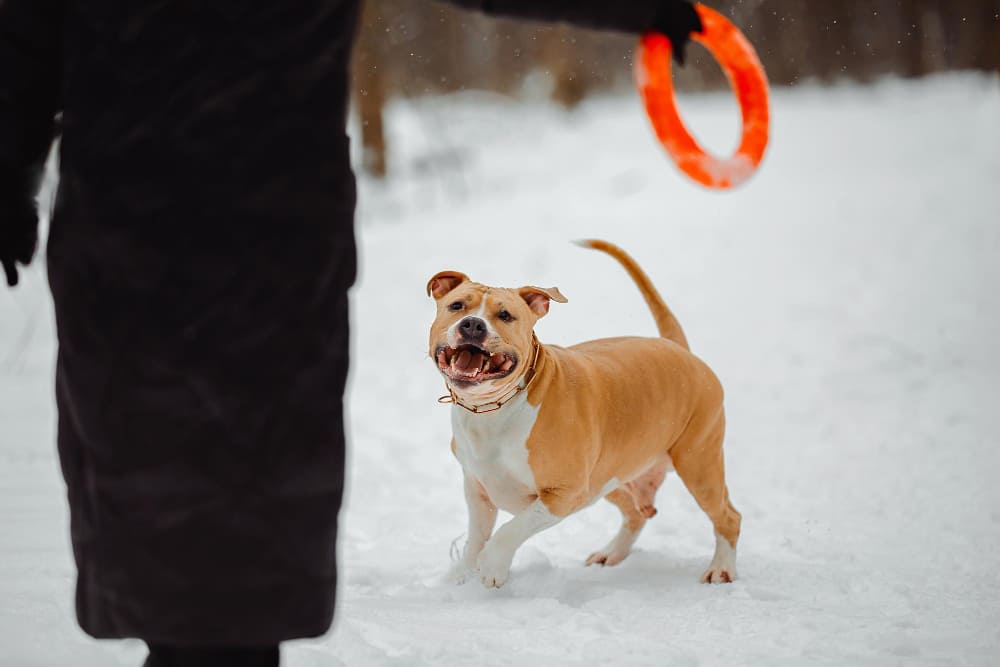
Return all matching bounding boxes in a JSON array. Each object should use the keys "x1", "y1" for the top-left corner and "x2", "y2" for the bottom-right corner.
[{"x1": 426, "y1": 547, "x2": 722, "y2": 610}]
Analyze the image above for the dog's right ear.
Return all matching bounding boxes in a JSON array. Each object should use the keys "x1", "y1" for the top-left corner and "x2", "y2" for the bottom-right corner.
[{"x1": 426, "y1": 271, "x2": 470, "y2": 299}]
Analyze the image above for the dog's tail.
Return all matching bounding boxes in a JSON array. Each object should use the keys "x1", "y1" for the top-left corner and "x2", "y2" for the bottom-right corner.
[{"x1": 576, "y1": 239, "x2": 689, "y2": 351}]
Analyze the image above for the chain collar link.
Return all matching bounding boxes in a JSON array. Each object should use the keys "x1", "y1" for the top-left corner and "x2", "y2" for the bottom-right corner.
[{"x1": 438, "y1": 336, "x2": 540, "y2": 415}]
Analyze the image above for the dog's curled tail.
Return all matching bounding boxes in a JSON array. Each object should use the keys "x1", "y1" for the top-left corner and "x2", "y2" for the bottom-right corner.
[{"x1": 575, "y1": 239, "x2": 689, "y2": 351}]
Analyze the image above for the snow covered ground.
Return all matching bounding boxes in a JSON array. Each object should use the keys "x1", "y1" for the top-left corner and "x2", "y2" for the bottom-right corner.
[{"x1": 2, "y1": 73, "x2": 999, "y2": 666}]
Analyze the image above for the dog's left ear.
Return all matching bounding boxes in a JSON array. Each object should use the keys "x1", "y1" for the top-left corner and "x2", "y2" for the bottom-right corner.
[
  {"x1": 426, "y1": 271, "x2": 470, "y2": 299},
  {"x1": 518, "y1": 286, "x2": 568, "y2": 317}
]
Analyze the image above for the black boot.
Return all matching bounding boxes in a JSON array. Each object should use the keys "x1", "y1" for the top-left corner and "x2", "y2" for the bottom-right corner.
[{"x1": 143, "y1": 643, "x2": 280, "y2": 667}]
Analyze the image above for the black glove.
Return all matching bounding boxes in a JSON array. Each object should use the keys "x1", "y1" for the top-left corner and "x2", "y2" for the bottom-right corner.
[
  {"x1": 649, "y1": 1, "x2": 704, "y2": 66},
  {"x1": 1, "y1": 168, "x2": 41, "y2": 287}
]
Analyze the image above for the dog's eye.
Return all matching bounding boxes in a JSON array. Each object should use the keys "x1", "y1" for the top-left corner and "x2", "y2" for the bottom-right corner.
[
  {"x1": 448, "y1": 301, "x2": 464, "y2": 312},
  {"x1": 497, "y1": 309, "x2": 514, "y2": 322}
]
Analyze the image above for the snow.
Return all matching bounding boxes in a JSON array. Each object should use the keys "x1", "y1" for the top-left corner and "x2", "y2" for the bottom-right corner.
[{"x1": 2, "y1": 73, "x2": 999, "y2": 666}]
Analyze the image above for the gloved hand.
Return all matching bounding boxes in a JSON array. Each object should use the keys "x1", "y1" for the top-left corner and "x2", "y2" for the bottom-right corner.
[
  {"x1": 1, "y1": 169, "x2": 41, "y2": 287},
  {"x1": 649, "y1": 1, "x2": 704, "y2": 66}
]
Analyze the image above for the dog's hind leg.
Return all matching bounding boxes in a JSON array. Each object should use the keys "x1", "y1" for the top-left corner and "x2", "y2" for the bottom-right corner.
[
  {"x1": 586, "y1": 488, "x2": 650, "y2": 567},
  {"x1": 671, "y1": 410, "x2": 741, "y2": 583},
  {"x1": 586, "y1": 458, "x2": 669, "y2": 566}
]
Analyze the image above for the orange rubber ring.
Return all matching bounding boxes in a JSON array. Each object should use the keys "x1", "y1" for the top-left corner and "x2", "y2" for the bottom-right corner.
[{"x1": 636, "y1": 3, "x2": 770, "y2": 189}]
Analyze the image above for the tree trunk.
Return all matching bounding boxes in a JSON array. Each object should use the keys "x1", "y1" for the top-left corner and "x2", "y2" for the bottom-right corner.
[{"x1": 353, "y1": 0, "x2": 388, "y2": 179}]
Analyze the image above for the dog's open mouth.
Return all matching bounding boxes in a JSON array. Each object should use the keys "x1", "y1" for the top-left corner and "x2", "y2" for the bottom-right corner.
[{"x1": 436, "y1": 345, "x2": 517, "y2": 384}]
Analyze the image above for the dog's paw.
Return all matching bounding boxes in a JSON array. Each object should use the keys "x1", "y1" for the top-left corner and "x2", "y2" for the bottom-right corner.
[
  {"x1": 701, "y1": 533, "x2": 738, "y2": 583},
  {"x1": 585, "y1": 528, "x2": 638, "y2": 568},
  {"x1": 585, "y1": 548, "x2": 630, "y2": 567},
  {"x1": 446, "y1": 560, "x2": 476, "y2": 585},
  {"x1": 701, "y1": 565, "x2": 736, "y2": 584},
  {"x1": 476, "y1": 544, "x2": 513, "y2": 589}
]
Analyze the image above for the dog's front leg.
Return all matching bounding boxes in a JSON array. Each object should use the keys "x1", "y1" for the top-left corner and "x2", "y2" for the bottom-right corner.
[
  {"x1": 448, "y1": 471, "x2": 498, "y2": 584},
  {"x1": 477, "y1": 498, "x2": 562, "y2": 588}
]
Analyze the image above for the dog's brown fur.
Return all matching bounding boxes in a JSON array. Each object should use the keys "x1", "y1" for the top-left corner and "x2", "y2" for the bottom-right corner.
[{"x1": 428, "y1": 240, "x2": 740, "y2": 586}]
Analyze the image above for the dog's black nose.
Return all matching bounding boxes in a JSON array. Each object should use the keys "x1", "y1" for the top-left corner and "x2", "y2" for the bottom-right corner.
[{"x1": 459, "y1": 317, "x2": 487, "y2": 341}]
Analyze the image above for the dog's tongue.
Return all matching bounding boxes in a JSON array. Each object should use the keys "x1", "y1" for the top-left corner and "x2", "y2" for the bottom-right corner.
[{"x1": 455, "y1": 349, "x2": 483, "y2": 373}]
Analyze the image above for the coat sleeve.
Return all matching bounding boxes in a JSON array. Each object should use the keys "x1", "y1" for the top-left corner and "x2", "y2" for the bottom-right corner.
[
  {"x1": 0, "y1": 0, "x2": 63, "y2": 199},
  {"x1": 439, "y1": 0, "x2": 668, "y2": 35}
]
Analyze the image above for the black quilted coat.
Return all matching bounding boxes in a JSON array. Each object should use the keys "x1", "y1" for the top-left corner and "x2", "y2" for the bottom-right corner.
[{"x1": 0, "y1": 0, "x2": 699, "y2": 646}]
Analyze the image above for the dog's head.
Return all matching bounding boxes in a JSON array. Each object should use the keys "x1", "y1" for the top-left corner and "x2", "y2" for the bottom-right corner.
[{"x1": 427, "y1": 271, "x2": 567, "y2": 402}]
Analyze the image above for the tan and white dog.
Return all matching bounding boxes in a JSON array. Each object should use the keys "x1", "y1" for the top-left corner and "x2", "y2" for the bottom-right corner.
[{"x1": 427, "y1": 240, "x2": 740, "y2": 589}]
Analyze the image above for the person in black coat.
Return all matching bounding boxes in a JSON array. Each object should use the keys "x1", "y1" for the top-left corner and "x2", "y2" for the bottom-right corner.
[{"x1": 0, "y1": 1, "x2": 701, "y2": 665}]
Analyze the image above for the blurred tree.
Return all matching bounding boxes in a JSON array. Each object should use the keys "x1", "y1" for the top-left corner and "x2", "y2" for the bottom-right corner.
[
  {"x1": 544, "y1": 26, "x2": 589, "y2": 108},
  {"x1": 897, "y1": 0, "x2": 926, "y2": 78},
  {"x1": 351, "y1": 0, "x2": 1000, "y2": 177},
  {"x1": 353, "y1": 0, "x2": 389, "y2": 178}
]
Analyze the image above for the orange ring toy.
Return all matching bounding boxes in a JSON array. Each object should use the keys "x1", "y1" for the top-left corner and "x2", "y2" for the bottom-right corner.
[{"x1": 636, "y1": 3, "x2": 770, "y2": 189}]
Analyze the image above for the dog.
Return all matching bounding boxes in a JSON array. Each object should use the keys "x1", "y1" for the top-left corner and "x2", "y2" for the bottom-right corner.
[{"x1": 427, "y1": 239, "x2": 740, "y2": 588}]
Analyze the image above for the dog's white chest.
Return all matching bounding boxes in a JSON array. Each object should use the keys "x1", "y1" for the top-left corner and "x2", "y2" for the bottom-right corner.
[{"x1": 452, "y1": 398, "x2": 539, "y2": 513}]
